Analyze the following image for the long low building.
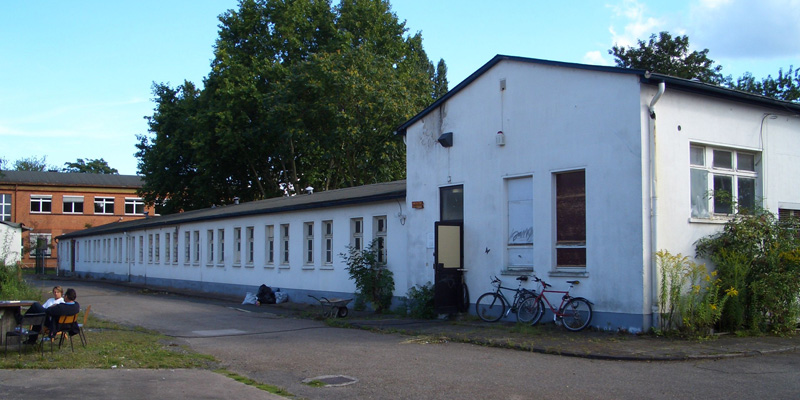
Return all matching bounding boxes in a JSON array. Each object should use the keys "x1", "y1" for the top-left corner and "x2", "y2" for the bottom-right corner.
[{"x1": 59, "y1": 55, "x2": 800, "y2": 332}]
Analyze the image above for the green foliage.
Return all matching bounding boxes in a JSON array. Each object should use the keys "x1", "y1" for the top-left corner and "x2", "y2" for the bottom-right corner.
[
  {"x1": 405, "y1": 282, "x2": 435, "y2": 319},
  {"x1": 341, "y1": 241, "x2": 394, "y2": 313},
  {"x1": 728, "y1": 66, "x2": 800, "y2": 103},
  {"x1": 137, "y1": 0, "x2": 443, "y2": 213},
  {"x1": 62, "y1": 158, "x2": 119, "y2": 174},
  {"x1": 656, "y1": 251, "x2": 733, "y2": 337},
  {"x1": 10, "y1": 156, "x2": 58, "y2": 172},
  {"x1": 610, "y1": 31, "x2": 724, "y2": 84},
  {"x1": 696, "y1": 209, "x2": 800, "y2": 334},
  {"x1": 0, "y1": 261, "x2": 41, "y2": 301}
]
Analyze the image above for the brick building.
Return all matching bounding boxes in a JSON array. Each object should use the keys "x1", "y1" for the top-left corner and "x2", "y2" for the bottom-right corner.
[{"x1": 0, "y1": 170, "x2": 155, "y2": 269}]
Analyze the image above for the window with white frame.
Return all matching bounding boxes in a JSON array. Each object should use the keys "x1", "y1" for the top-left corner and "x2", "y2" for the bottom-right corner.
[
  {"x1": 304, "y1": 222, "x2": 314, "y2": 265},
  {"x1": 139, "y1": 236, "x2": 144, "y2": 263},
  {"x1": 690, "y1": 145, "x2": 759, "y2": 218},
  {"x1": 94, "y1": 197, "x2": 115, "y2": 214},
  {"x1": 155, "y1": 234, "x2": 161, "y2": 263},
  {"x1": 350, "y1": 218, "x2": 363, "y2": 251},
  {"x1": 233, "y1": 227, "x2": 242, "y2": 265},
  {"x1": 164, "y1": 233, "x2": 170, "y2": 264},
  {"x1": 30, "y1": 195, "x2": 52, "y2": 213},
  {"x1": 207, "y1": 230, "x2": 214, "y2": 263},
  {"x1": 124, "y1": 198, "x2": 145, "y2": 215},
  {"x1": 779, "y1": 208, "x2": 800, "y2": 222},
  {"x1": 29, "y1": 233, "x2": 52, "y2": 257},
  {"x1": 322, "y1": 221, "x2": 333, "y2": 265},
  {"x1": 184, "y1": 231, "x2": 191, "y2": 265},
  {"x1": 506, "y1": 176, "x2": 533, "y2": 270},
  {"x1": 62, "y1": 196, "x2": 84, "y2": 214},
  {"x1": 217, "y1": 229, "x2": 225, "y2": 264},
  {"x1": 555, "y1": 170, "x2": 586, "y2": 269},
  {"x1": 246, "y1": 226, "x2": 254, "y2": 265},
  {"x1": 148, "y1": 234, "x2": 154, "y2": 263},
  {"x1": 281, "y1": 224, "x2": 290, "y2": 265},
  {"x1": 172, "y1": 232, "x2": 178, "y2": 263},
  {"x1": 373, "y1": 216, "x2": 387, "y2": 264},
  {"x1": 266, "y1": 225, "x2": 275, "y2": 265},
  {"x1": 193, "y1": 231, "x2": 200, "y2": 264},
  {"x1": 1, "y1": 193, "x2": 11, "y2": 221}
]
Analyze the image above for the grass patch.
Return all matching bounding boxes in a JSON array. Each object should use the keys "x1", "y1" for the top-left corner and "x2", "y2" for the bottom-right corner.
[
  {"x1": 0, "y1": 315, "x2": 215, "y2": 369},
  {"x1": 217, "y1": 369, "x2": 294, "y2": 397}
]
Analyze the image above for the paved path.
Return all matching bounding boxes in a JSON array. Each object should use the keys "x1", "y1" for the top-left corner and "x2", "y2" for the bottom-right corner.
[{"x1": 3, "y1": 278, "x2": 800, "y2": 399}]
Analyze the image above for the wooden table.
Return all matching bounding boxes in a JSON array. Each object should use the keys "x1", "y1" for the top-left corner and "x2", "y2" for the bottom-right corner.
[{"x1": 0, "y1": 301, "x2": 35, "y2": 346}]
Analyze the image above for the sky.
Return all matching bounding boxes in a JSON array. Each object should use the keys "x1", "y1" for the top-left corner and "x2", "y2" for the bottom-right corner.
[{"x1": 2, "y1": 0, "x2": 798, "y2": 176}]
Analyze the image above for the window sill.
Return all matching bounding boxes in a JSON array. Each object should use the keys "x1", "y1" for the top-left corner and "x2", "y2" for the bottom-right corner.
[
  {"x1": 320, "y1": 265, "x2": 334, "y2": 271},
  {"x1": 688, "y1": 216, "x2": 730, "y2": 225},
  {"x1": 233, "y1": 264, "x2": 241, "y2": 268},
  {"x1": 206, "y1": 264, "x2": 214, "y2": 268},
  {"x1": 245, "y1": 264, "x2": 254, "y2": 269},
  {"x1": 502, "y1": 266, "x2": 534, "y2": 275},
  {"x1": 302, "y1": 266, "x2": 315, "y2": 270},
  {"x1": 549, "y1": 269, "x2": 589, "y2": 278},
  {"x1": 216, "y1": 264, "x2": 224, "y2": 268},
  {"x1": 279, "y1": 265, "x2": 290, "y2": 269}
]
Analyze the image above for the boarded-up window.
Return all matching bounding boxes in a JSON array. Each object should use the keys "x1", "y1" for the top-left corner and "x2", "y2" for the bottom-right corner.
[
  {"x1": 507, "y1": 176, "x2": 533, "y2": 269},
  {"x1": 555, "y1": 170, "x2": 586, "y2": 268}
]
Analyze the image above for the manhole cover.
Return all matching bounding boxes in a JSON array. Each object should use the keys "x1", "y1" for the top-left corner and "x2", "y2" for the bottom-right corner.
[{"x1": 303, "y1": 375, "x2": 358, "y2": 387}]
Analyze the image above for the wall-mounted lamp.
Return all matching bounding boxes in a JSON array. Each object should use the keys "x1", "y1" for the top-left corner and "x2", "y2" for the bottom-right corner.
[
  {"x1": 437, "y1": 132, "x2": 453, "y2": 147},
  {"x1": 496, "y1": 131, "x2": 505, "y2": 146}
]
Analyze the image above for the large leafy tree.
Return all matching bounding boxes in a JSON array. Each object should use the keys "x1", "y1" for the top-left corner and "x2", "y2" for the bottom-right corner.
[
  {"x1": 137, "y1": 0, "x2": 443, "y2": 212},
  {"x1": 610, "y1": 31, "x2": 724, "y2": 84},
  {"x1": 62, "y1": 158, "x2": 119, "y2": 174},
  {"x1": 11, "y1": 156, "x2": 58, "y2": 172},
  {"x1": 730, "y1": 67, "x2": 800, "y2": 103}
]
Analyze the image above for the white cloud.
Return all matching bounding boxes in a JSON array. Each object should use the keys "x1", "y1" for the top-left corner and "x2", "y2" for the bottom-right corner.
[
  {"x1": 688, "y1": 0, "x2": 800, "y2": 58},
  {"x1": 583, "y1": 51, "x2": 613, "y2": 66},
  {"x1": 607, "y1": 0, "x2": 664, "y2": 48}
]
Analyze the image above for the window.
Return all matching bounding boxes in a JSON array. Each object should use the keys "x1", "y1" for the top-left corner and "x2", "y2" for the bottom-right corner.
[
  {"x1": 62, "y1": 196, "x2": 84, "y2": 214},
  {"x1": 30, "y1": 195, "x2": 52, "y2": 213},
  {"x1": 281, "y1": 224, "x2": 290, "y2": 265},
  {"x1": 155, "y1": 234, "x2": 161, "y2": 263},
  {"x1": 507, "y1": 176, "x2": 533, "y2": 270},
  {"x1": 29, "y1": 233, "x2": 52, "y2": 257},
  {"x1": 124, "y1": 198, "x2": 145, "y2": 215},
  {"x1": 148, "y1": 234, "x2": 154, "y2": 263},
  {"x1": 555, "y1": 170, "x2": 586, "y2": 268},
  {"x1": 164, "y1": 233, "x2": 170, "y2": 264},
  {"x1": 193, "y1": 231, "x2": 200, "y2": 264},
  {"x1": 246, "y1": 227, "x2": 254, "y2": 265},
  {"x1": 440, "y1": 185, "x2": 464, "y2": 222},
  {"x1": 172, "y1": 232, "x2": 178, "y2": 263},
  {"x1": 218, "y1": 229, "x2": 225, "y2": 264},
  {"x1": 1, "y1": 194, "x2": 10, "y2": 221},
  {"x1": 350, "y1": 218, "x2": 363, "y2": 251},
  {"x1": 266, "y1": 225, "x2": 275, "y2": 265},
  {"x1": 94, "y1": 197, "x2": 115, "y2": 214},
  {"x1": 779, "y1": 208, "x2": 800, "y2": 222},
  {"x1": 139, "y1": 236, "x2": 144, "y2": 263},
  {"x1": 234, "y1": 227, "x2": 242, "y2": 265},
  {"x1": 207, "y1": 230, "x2": 214, "y2": 263},
  {"x1": 691, "y1": 145, "x2": 759, "y2": 217},
  {"x1": 322, "y1": 221, "x2": 333, "y2": 265},
  {"x1": 0, "y1": 193, "x2": 11, "y2": 221},
  {"x1": 184, "y1": 231, "x2": 191, "y2": 265},
  {"x1": 373, "y1": 216, "x2": 387, "y2": 264},
  {"x1": 304, "y1": 222, "x2": 314, "y2": 265}
]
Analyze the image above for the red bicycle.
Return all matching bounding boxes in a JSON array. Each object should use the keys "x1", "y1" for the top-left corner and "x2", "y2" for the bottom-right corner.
[{"x1": 519, "y1": 275, "x2": 593, "y2": 331}]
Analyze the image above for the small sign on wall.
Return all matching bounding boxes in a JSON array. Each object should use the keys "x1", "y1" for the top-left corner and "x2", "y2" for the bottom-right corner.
[{"x1": 412, "y1": 201, "x2": 424, "y2": 209}]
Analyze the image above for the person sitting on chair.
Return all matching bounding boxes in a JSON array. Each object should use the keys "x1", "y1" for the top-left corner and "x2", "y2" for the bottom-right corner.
[
  {"x1": 22, "y1": 288, "x2": 80, "y2": 344},
  {"x1": 42, "y1": 286, "x2": 65, "y2": 309}
]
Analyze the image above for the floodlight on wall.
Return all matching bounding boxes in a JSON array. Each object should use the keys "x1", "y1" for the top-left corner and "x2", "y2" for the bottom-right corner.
[{"x1": 437, "y1": 132, "x2": 453, "y2": 147}]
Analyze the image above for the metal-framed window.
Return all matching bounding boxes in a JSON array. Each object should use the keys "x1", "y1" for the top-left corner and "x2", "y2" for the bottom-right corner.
[
  {"x1": 94, "y1": 197, "x2": 115, "y2": 214},
  {"x1": 29, "y1": 233, "x2": 52, "y2": 257},
  {"x1": 124, "y1": 198, "x2": 145, "y2": 215},
  {"x1": 233, "y1": 227, "x2": 242, "y2": 265},
  {"x1": 266, "y1": 225, "x2": 275, "y2": 265},
  {"x1": 30, "y1": 195, "x2": 52, "y2": 213},
  {"x1": 281, "y1": 224, "x2": 290, "y2": 265},
  {"x1": 246, "y1": 227, "x2": 254, "y2": 265},
  {"x1": 62, "y1": 196, "x2": 84, "y2": 214},
  {"x1": 218, "y1": 229, "x2": 225, "y2": 264},
  {"x1": 373, "y1": 216, "x2": 387, "y2": 264},
  {"x1": 690, "y1": 145, "x2": 759, "y2": 217},
  {"x1": 322, "y1": 221, "x2": 333, "y2": 265},
  {"x1": 350, "y1": 218, "x2": 363, "y2": 251}
]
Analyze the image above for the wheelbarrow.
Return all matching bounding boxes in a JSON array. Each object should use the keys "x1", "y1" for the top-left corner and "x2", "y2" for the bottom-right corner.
[{"x1": 308, "y1": 295, "x2": 352, "y2": 318}]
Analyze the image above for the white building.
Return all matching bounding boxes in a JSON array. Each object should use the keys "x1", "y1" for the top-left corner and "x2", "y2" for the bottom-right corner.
[
  {"x1": 59, "y1": 55, "x2": 800, "y2": 331},
  {"x1": 1, "y1": 221, "x2": 27, "y2": 265}
]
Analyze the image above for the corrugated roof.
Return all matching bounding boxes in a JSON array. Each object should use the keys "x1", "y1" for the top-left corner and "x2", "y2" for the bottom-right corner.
[
  {"x1": 58, "y1": 180, "x2": 407, "y2": 239},
  {"x1": 0, "y1": 170, "x2": 143, "y2": 188},
  {"x1": 395, "y1": 54, "x2": 800, "y2": 135}
]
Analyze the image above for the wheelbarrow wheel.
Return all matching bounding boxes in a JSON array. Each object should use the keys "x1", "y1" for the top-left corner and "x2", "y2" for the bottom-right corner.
[{"x1": 337, "y1": 306, "x2": 349, "y2": 318}]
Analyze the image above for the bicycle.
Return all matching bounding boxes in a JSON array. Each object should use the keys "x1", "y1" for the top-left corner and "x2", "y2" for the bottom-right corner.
[
  {"x1": 518, "y1": 275, "x2": 593, "y2": 331},
  {"x1": 475, "y1": 276, "x2": 538, "y2": 323}
]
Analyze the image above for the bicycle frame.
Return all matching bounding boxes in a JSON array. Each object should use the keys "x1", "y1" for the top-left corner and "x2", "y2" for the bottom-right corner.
[
  {"x1": 475, "y1": 276, "x2": 537, "y2": 322},
  {"x1": 490, "y1": 279, "x2": 530, "y2": 316},
  {"x1": 532, "y1": 287, "x2": 572, "y2": 319}
]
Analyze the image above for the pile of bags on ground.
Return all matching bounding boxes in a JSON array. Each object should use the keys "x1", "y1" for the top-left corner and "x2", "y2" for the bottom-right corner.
[{"x1": 242, "y1": 284, "x2": 288, "y2": 305}]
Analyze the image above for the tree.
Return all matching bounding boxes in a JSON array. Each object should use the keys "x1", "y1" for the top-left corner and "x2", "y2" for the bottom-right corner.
[
  {"x1": 729, "y1": 66, "x2": 800, "y2": 103},
  {"x1": 62, "y1": 158, "x2": 119, "y2": 174},
  {"x1": 433, "y1": 58, "x2": 448, "y2": 100},
  {"x1": 610, "y1": 31, "x2": 724, "y2": 84},
  {"x1": 137, "y1": 0, "x2": 442, "y2": 212},
  {"x1": 12, "y1": 156, "x2": 57, "y2": 172}
]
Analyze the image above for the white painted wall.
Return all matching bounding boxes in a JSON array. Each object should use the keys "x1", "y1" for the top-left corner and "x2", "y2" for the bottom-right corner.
[{"x1": 0, "y1": 223, "x2": 24, "y2": 265}]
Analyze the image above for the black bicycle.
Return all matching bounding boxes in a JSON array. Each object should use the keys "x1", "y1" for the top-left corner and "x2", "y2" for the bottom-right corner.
[{"x1": 475, "y1": 276, "x2": 537, "y2": 323}]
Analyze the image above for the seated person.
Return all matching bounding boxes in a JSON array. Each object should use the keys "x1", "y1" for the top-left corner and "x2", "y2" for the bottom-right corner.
[
  {"x1": 22, "y1": 288, "x2": 80, "y2": 344},
  {"x1": 42, "y1": 286, "x2": 65, "y2": 309}
]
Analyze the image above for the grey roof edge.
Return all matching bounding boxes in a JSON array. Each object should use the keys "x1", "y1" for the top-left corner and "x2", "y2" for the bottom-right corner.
[
  {"x1": 394, "y1": 54, "x2": 800, "y2": 135},
  {"x1": 57, "y1": 180, "x2": 406, "y2": 240},
  {"x1": 0, "y1": 170, "x2": 143, "y2": 188}
]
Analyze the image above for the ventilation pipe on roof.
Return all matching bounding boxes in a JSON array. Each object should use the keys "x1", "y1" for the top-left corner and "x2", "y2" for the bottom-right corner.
[{"x1": 648, "y1": 80, "x2": 666, "y2": 331}]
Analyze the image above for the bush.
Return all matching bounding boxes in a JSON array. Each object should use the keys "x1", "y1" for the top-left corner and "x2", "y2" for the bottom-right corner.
[
  {"x1": 0, "y1": 261, "x2": 41, "y2": 301},
  {"x1": 405, "y1": 282, "x2": 435, "y2": 319},
  {"x1": 695, "y1": 209, "x2": 800, "y2": 334},
  {"x1": 340, "y1": 241, "x2": 394, "y2": 313}
]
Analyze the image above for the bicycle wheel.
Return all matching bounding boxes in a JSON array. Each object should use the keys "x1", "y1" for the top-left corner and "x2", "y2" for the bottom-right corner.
[
  {"x1": 560, "y1": 298, "x2": 592, "y2": 332},
  {"x1": 518, "y1": 296, "x2": 545, "y2": 325},
  {"x1": 475, "y1": 293, "x2": 506, "y2": 322}
]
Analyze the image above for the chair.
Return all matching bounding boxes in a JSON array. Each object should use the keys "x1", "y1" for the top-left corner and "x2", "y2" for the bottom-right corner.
[
  {"x1": 4, "y1": 312, "x2": 46, "y2": 357},
  {"x1": 51, "y1": 313, "x2": 79, "y2": 352},
  {"x1": 77, "y1": 305, "x2": 91, "y2": 346}
]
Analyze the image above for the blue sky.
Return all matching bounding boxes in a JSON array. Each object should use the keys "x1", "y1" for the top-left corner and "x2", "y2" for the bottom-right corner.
[{"x1": 2, "y1": 0, "x2": 798, "y2": 175}]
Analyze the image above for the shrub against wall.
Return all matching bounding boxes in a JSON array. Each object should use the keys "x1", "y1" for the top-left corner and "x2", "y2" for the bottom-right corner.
[{"x1": 341, "y1": 241, "x2": 394, "y2": 313}]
